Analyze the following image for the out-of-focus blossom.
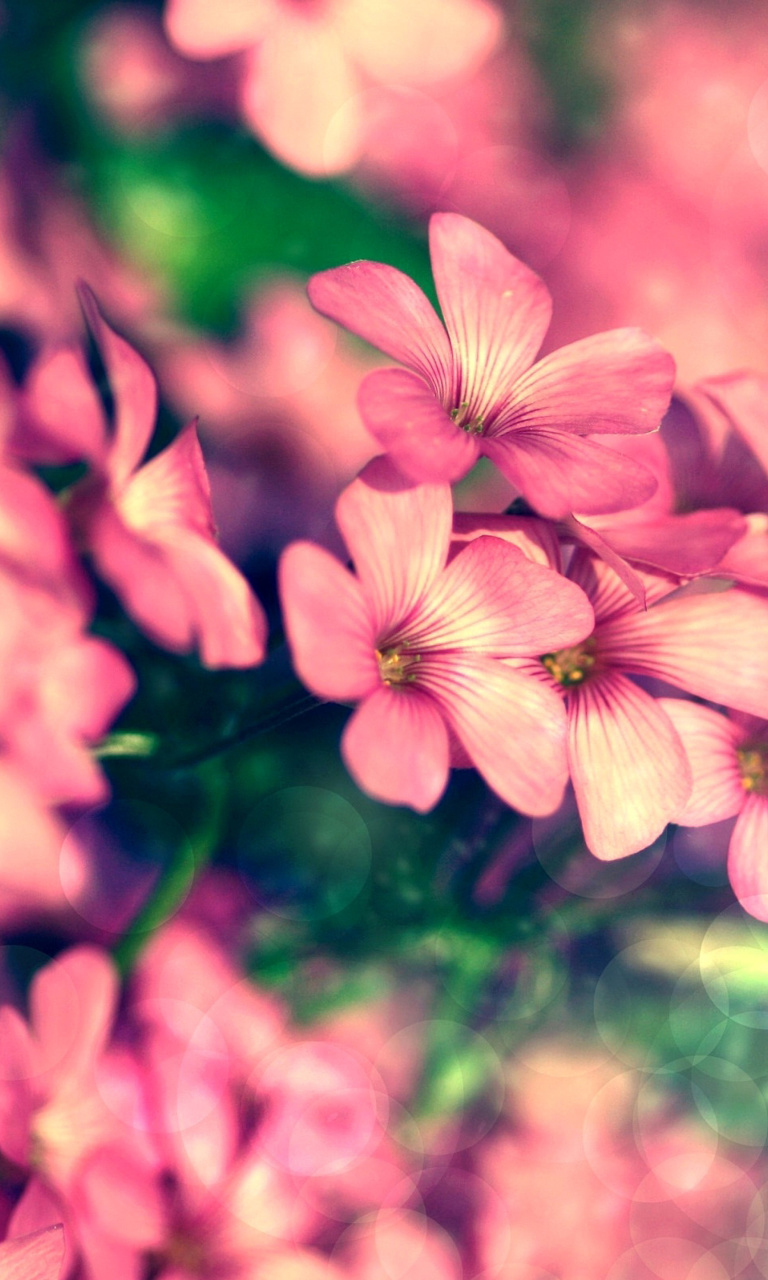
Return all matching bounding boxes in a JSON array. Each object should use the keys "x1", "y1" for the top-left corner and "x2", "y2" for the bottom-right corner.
[
  {"x1": 156, "y1": 281, "x2": 379, "y2": 552},
  {"x1": 661, "y1": 699, "x2": 768, "y2": 922},
  {"x1": 309, "y1": 213, "x2": 674, "y2": 516},
  {"x1": 0, "y1": 1226, "x2": 65, "y2": 1280},
  {"x1": 20, "y1": 289, "x2": 267, "y2": 668},
  {"x1": 280, "y1": 456, "x2": 594, "y2": 814},
  {"x1": 163, "y1": 0, "x2": 502, "y2": 176}
]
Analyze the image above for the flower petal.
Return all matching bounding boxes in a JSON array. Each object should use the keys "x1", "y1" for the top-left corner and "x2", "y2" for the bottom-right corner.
[
  {"x1": 357, "y1": 368, "x2": 479, "y2": 483},
  {"x1": 117, "y1": 423, "x2": 215, "y2": 538},
  {"x1": 428, "y1": 213, "x2": 552, "y2": 415},
  {"x1": 418, "y1": 654, "x2": 568, "y2": 816},
  {"x1": 0, "y1": 1226, "x2": 65, "y2": 1280},
  {"x1": 492, "y1": 329, "x2": 675, "y2": 437},
  {"x1": 568, "y1": 674, "x2": 692, "y2": 860},
  {"x1": 404, "y1": 535, "x2": 594, "y2": 656},
  {"x1": 485, "y1": 430, "x2": 658, "y2": 519},
  {"x1": 335, "y1": 458, "x2": 452, "y2": 637},
  {"x1": 308, "y1": 265, "x2": 451, "y2": 394},
  {"x1": 20, "y1": 347, "x2": 107, "y2": 467},
  {"x1": 279, "y1": 541, "x2": 379, "y2": 701},
  {"x1": 164, "y1": 0, "x2": 269, "y2": 57},
  {"x1": 336, "y1": 0, "x2": 501, "y2": 84},
  {"x1": 30, "y1": 947, "x2": 118, "y2": 1087},
  {"x1": 451, "y1": 513, "x2": 562, "y2": 571},
  {"x1": 599, "y1": 588, "x2": 768, "y2": 718},
  {"x1": 78, "y1": 286, "x2": 158, "y2": 489},
  {"x1": 657, "y1": 698, "x2": 745, "y2": 826},
  {"x1": 728, "y1": 796, "x2": 768, "y2": 923},
  {"x1": 697, "y1": 372, "x2": 768, "y2": 479},
  {"x1": 341, "y1": 686, "x2": 450, "y2": 812},
  {"x1": 593, "y1": 509, "x2": 747, "y2": 577}
]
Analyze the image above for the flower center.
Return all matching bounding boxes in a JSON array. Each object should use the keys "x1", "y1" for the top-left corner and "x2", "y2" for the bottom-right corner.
[
  {"x1": 541, "y1": 640, "x2": 598, "y2": 687},
  {"x1": 450, "y1": 402, "x2": 485, "y2": 435},
  {"x1": 376, "y1": 646, "x2": 420, "y2": 686},
  {"x1": 737, "y1": 745, "x2": 768, "y2": 796}
]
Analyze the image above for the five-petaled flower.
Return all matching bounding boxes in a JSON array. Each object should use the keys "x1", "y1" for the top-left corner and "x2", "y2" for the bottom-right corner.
[
  {"x1": 308, "y1": 213, "x2": 676, "y2": 518},
  {"x1": 279, "y1": 457, "x2": 594, "y2": 814}
]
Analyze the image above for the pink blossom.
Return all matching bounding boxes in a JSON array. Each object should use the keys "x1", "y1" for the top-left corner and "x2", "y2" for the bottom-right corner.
[
  {"x1": 20, "y1": 288, "x2": 267, "y2": 668},
  {"x1": 0, "y1": 1226, "x2": 65, "y2": 1280},
  {"x1": 308, "y1": 213, "x2": 675, "y2": 517},
  {"x1": 163, "y1": 0, "x2": 502, "y2": 176},
  {"x1": 279, "y1": 457, "x2": 594, "y2": 815},
  {"x1": 660, "y1": 699, "x2": 768, "y2": 921},
  {"x1": 501, "y1": 536, "x2": 768, "y2": 859}
]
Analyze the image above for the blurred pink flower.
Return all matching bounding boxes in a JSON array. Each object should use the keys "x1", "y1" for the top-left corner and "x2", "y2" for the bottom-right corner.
[
  {"x1": 163, "y1": 0, "x2": 502, "y2": 175},
  {"x1": 661, "y1": 699, "x2": 768, "y2": 921},
  {"x1": 0, "y1": 1226, "x2": 65, "y2": 1280},
  {"x1": 280, "y1": 456, "x2": 594, "y2": 814},
  {"x1": 309, "y1": 213, "x2": 674, "y2": 516},
  {"x1": 21, "y1": 289, "x2": 267, "y2": 668}
]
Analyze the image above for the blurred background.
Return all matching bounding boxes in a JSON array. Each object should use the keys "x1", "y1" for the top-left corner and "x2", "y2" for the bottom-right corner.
[{"x1": 3, "y1": 2, "x2": 768, "y2": 1276}]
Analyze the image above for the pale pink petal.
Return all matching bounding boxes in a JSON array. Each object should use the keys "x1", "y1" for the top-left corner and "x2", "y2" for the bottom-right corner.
[
  {"x1": 78, "y1": 286, "x2": 158, "y2": 489},
  {"x1": 19, "y1": 347, "x2": 106, "y2": 466},
  {"x1": 419, "y1": 654, "x2": 568, "y2": 816},
  {"x1": 0, "y1": 1226, "x2": 65, "y2": 1280},
  {"x1": 75, "y1": 1146, "x2": 165, "y2": 1248},
  {"x1": 0, "y1": 764, "x2": 70, "y2": 917},
  {"x1": 716, "y1": 522, "x2": 768, "y2": 588},
  {"x1": 492, "y1": 329, "x2": 675, "y2": 437},
  {"x1": 566, "y1": 546, "x2": 676, "y2": 622},
  {"x1": 485, "y1": 430, "x2": 658, "y2": 518},
  {"x1": 39, "y1": 637, "x2": 136, "y2": 744},
  {"x1": 155, "y1": 528, "x2": 267, "y2": 668},
  {"x1": 357, "y1": 369, "x2": 479, "y2": 483},
  {"x1": 0, "y1": 466, "x2": 85, "y2": 589},
  {"x1": 429, "y1": 213, "x2": 552, "y2": 415},
  {"x1": 164, "y1": 0, "x2": 269, "y2": 57},
  {"x1": 698, "y1": 372, "x2": 768, "y2": 480},
  {"x1": 307, "y1": 265, "x2": 451, "y2": 394},
  {"x1": 335, "y1": 458, "x2": 452, "y2": 637},
  {"x1": 568, "y1": 674, "x2": 692, "y2": 860},
  {"x1": 117, "y1": 423, "x2": 215, "y2": 538},
  {"x1": 336, "y1": 0, "x2": 501, "y2": 85},
  {"x1": 241, "y1": 18, "x2": 360, "y2": 175},
  {"x1": 279, "y1": 541, "x2": 379, "y2": 701},
  {"x1": 403, "y1": 535, "x2": 594, "y2": 656},
  {"x1": 30, "y1": 947, "x2": 118, "y2": 1087},
  {"x1": 657, "y1": 699, "x2": 745, "y2": 826},
  {"x1": 728, "y1": 796, "x2": 768, "y2": 922},
  {"x1": 599, "y1": 588, "x2": 768, "y2": 718},
  {"x1": 593, "y1": 509, "x2": 747, "y2": 577},
  {"x1": 563, "y1": 517, "x2": 647, "y2": 608},
  {"x1": 342, "y1": 686, "x2": 450, "y2": 813},
  {"x1": 451, "y1": 513, "x2": 562, "y2": 571},
  {"x1": 0, "y1": 1007, "x2": 35, "y2": 1166}
]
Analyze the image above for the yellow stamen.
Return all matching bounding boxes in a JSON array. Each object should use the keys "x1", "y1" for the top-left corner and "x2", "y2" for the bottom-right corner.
[
  {"x1": 376, "y1": 647, "x2": 419, "y2": 686},
  {"x1": 737, "y1": 746, "x2": 768, "y2": 796},
  {"x1": 541, "y1": 640, "x2": 598, "y2": 687},
  {"x1": 449, "y1": 402, "x2": 485, "y2": 435}
]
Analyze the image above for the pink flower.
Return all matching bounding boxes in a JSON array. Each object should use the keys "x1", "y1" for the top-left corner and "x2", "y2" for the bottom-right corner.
[
  {"x1": 0, "y1": 1226, "x2": 65, "y2": 1280},
  {"x1": 501, "y1": 531, "x2": 768, "y2": 859},
  {"x1": 163, "y1": 0, "x2": 501, "y2": 176},
  {"x1": 660, "y1": 699, "x2": 768, "y2": 922},
  {"x1": 308, "y1": 213, "x2": 675, "y2": 517},
  {"x1": 20, "y1": 288, "x2": 267, "y2": 668},
  {"x1": 279, "y1": 457, "x2": 594, "y2": 815}
]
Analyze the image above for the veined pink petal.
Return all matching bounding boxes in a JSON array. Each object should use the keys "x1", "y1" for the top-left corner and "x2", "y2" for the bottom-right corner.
[
  {"x1": 492, "y1": 329, "x2": 675, "y2": 437},
  {"x1": 592, "y1": 509, "x2": 747, "y2": 577},
  {"x1": 117, "y1": 423, "x2": 215, "y2": 538},
  {"x1": 164, "y1": 0, "x2": 270, "y2": 57},
  {"x1": 429, "y1": 213, "x2": 552, "y2": 415},
  {"x1": 698, "y1": 372, "x2": 768, "y2": 480},
  {"x1": 78, "y1": 286, "x2": 157, "y2": 491},
  {"x1": 599, "y1": 589, "x2": 768, "y2": 718},
  {"x1": 20, "y1": 347, "x2": 106, "y2": 467},
  {"x1": 279, "y1": 541, "x2": 379, "y2": 701},
  {"x1": 30, "y1": 947, "x2": 118, "y2": 1088},
  {"x1": 566, "y1": 547, "x2": 676, "y2": 623},
  {"x1": 403, "y1": 535, "x2": 594, "y2": 656},
  {"x1": 485, "y1": 430, "x2": 658, "y2": 518},
  {"x1": 341, "y1": 686, "x2": 450, "y2": 812},
  {"x1": 240, "y1": 18, "x2": 360, "y2": 176},
  {"x1": 307, "y1": 263, "x2": 452, "y2": 394},
  {"x1": 715, "y1": 521, "x2": 768, "y2": 589},
  {"x1": 357, "y1": 368, "x2": 479, "y2": 484},
  {"x1": 728, "y1": 796, "x2": 768, "y2": 923},
  {"x1": 156, "y1": 529, "x2": 268, "y2": 668},
  {"x1": 562, "y1": 518, "x2": 647, "y2": 609},
  {"x1": 0, "y1": 1225, "x2": 65, "y2": 1280},
  {"x1": 568, "y1": 674, "x2": 692, "y2": 860},
  {"x1": 451, "y1": 513, "x2": 562, "y2": 571},
  {"x1": 335, "y1": 458, "x2": 452, "y2": 637},
  {"x1": 657, "y1": 699, "x2": 745, "y2": 827},
  {"x1": 418, "y1": 654, "x2": 568, "y2": 816}
]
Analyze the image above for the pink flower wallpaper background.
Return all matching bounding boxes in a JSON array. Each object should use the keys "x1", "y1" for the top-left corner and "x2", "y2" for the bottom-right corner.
[{"x1": 2, "y1": 1, "x2": 768, "y2": 1275}]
